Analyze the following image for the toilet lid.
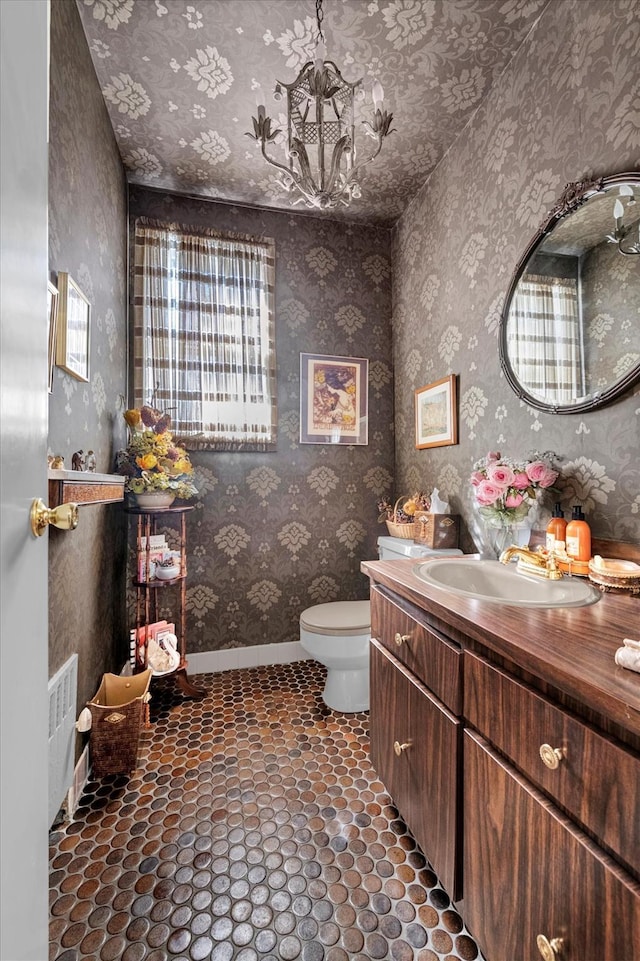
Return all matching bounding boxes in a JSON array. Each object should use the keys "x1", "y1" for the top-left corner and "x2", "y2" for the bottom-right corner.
[{"x1": 300, "y1": 600, "x2": 371, "y2": 636}]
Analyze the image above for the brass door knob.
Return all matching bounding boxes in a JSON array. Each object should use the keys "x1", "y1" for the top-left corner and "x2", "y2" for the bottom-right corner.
[
  {"x1": 393, "y1": 740, "x2": 411, "y2": 756},
  {"x1": 539, "y1": 743, "x2": 565, "y2": 770},
  {"x1": 30, "y1": 498, "x2": 79, "y2": 537},
  {"x1": 536, "y1": 934, "x2": 564, "y2": 960},
  {"x1": 394, "y1": 632, "x2": 410, "y2": 646}
]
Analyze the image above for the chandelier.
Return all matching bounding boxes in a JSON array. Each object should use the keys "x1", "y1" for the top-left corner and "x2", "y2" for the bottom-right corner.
[
  {"x1": 247, "y1": 0, "x2": 394, "y2": 210},
  {"x1": 607, "y1": 185, "x2": 640, "y2": 256}
]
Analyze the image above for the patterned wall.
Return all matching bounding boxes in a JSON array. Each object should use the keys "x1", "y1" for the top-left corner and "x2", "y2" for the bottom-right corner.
[
  {"x1": 48, "y1": 0, "x2": 129, "y2": 707},
  {"x1": 392, "y1": 0, "x2": 640, "y2": 551},
  {"x1": 129, "y1": 186, "x2": 394, "y2": 653}
]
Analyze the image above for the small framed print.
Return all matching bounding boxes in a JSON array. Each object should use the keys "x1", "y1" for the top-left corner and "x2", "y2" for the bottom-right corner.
[
  {"x1": 300, "y1": 353, "x2": 368, "y2": 445},
  {"x1": 56, "y1": 271, "x2": 90, "y2": 382},
  {"x1": 47, "y1": 281, "x2": 59, "y2": 393},
  {"x1": 415, "y1": 374, "x2": 458, "y2": 449}
]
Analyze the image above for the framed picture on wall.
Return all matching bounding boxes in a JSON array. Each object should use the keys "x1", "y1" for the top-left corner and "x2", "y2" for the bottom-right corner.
[
  {"x1": 47, "y1": 281, "x2": 59, "y2": 393},
  {"x1": 415, "y1": 374, "x2": 458, "y2": 449},
  {"x1": 55, "y1": 271, "x2": 91, "y2": 382},
  {"x1": 300, "y1": 353, "x2": 368, "y2": 445}
]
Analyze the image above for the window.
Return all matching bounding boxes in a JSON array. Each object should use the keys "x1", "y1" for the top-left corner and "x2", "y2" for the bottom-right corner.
[{"x1": 133, "y1": 218, "x2": 277, "y2": 451}]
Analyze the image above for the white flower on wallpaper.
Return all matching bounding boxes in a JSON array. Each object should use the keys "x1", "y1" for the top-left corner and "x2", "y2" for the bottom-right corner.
[
  {"x1": 515, "y1": 170, "x2": 559, "y2": 227},
  {"x1": 103, "y1": 74, "x2": 151, "y2": 119},
  {"x1": 279, "y1": 298, "x2": 310, "y2": 333},
  {"x1": 83, "y1": 0, "x2": 133, "y2": 31},
  {"x1": 363, "y1": 466, "x2": 394, "y2": 496},
  {"x1": 589, "y1": 312, "x2": 614, "y2": 345},
  {"x1": 278, "y1": 522, "x2": 311, "y2": 558},
  {"x1": 336, "y1": 520, "x2": 366, "y2": 555},
  {"x1": 247, "y1": 467, "x2": 281, "y2": 503},
  {"x1": 406, "y1": 348, "x2": 423, "y2": 382},
  {"x1": 460, "y1": 386, "x2": 488, "y2": 438},
  {"x1": 459, "y1": 232, "x2": 487, "y2": 279},
  {"x1": 382, "y1": 0, "x2": 435, "y2": 50},
  {"x1": 183, "y1": 5, "x2": 203, "y2": 29},
  {"x1": 614, "y1": 353, "x2": 640, "y2": 378},
  {"x1": 192, "y1": 465, "x2": 218, "y2": 496},
  {"x1": 306, "y1": 247, "x2": 337, "y2": 278},
  {"x1": 485, "y1": 117, "x2": 517, "y2": 174},
  {"x1": 214, "y1": 525, "x2": 250, "y2": 562},
  {"x1": 307, "y1": 467, "x2": 339, "y2": 503},
  {"x1": 560, "y1": 457, "x2": 616, "y2": 514},
  {"x1": 437, "y1": 463, "x2": 462, "y2": 499},
  {"x1": 104, "y1": 309, "x2": 117, "y2": 352},
  {"x1": 280, "y1": 410, "x2": 300, "y2": 447},
  {"x1": 123, "y1": 147, "x2": 162, "y2": 176},
  {"x1": 335, "y1": 305, "x2": 366, "y2": 340},
  {"x1": 363, "y1": 255, "x2": 391, "y2": 287},
  {"x1": 275, "y1": 17, "x2": 316, "y2": 71},
  {"x1": 308, "y1": 576, "x2": 342, "y2": 603},
  {"x1": 248, "y1": 580, "x2": 282, "y2": 615},
  {"x1": 186, "y1": 584, "x2": 219, "y2": 628},
  {"x1": 89, "y1": 39, "x2": 111, "y2": 60},
  {"x1": 76, "y1": 265, "x2": 94, "y2": 307},
  {"x1": 438, "y1": 325, "x2": 461, "y2": 364},
  {"x1": 484, "y1": 293, "x2": 504, "y2": 337},
  {"x1": 184, "y1": 47, "x2": 233, "y2": 100},
  {"x1": 632, "y1": 493, "x2": 640, "y2": 516},
  {"x1": 420, "y1": 275, "x2": 440, "y2": 311},
  {"x1": 369, "y1": 360, "x2": 392, "y2": 397},
  {"x1": 191, "y1": 130, "x2": 230, "y2": 165},
  {"x1": 500, "y1": 0, "x2": 546, "y2": 25},
  {"x1": 440, "y1": 67, "x2": 487, "y2": 113},
  {"x1": 401, "y1": 229, "x2": 422, "y2": 266},
  {"x1": 91, "y1": 372, "x2": 107, "y2": 417}
]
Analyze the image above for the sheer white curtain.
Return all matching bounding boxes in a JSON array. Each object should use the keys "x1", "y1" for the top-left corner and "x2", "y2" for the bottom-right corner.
[
  {"x1": 133, "y1": 219, "x2": 277, "y2": 451},
  {"x1": 508, "y1": 273, "x2": 584, "y2": 403}
]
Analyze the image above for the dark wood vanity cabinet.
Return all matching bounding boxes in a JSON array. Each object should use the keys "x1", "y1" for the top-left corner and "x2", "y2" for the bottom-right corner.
[
  {"x1": 463, "y1": 650, "x2": 640, "y2": 961},
  {"x1": 369, "y1": 587, "x2": 462, "y2": 899}
]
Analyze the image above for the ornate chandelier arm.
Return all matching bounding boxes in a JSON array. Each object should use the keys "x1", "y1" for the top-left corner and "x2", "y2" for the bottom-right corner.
[{"x1": 346, "y1": 109, "x2": 395, "y2": 185}]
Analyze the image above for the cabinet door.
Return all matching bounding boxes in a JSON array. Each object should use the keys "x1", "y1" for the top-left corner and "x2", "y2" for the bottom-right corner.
[
  {"x1": 464, "y1": 729, "x2": 640, "y2": 961},
  {"x1": 370, "y1": 639, "x2": 461, "y2": 899}
]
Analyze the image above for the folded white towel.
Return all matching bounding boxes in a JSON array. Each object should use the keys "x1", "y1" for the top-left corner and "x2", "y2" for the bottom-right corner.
[{"x1": 614, "y1": 638, "x2": 640, "y2": 674}]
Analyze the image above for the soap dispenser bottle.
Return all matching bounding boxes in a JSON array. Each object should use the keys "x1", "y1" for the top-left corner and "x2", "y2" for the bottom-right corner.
[
  {"x1": 546, "y1": 503, "x2": 567, "y2": 553},
  {"x1": 565, "y1": 506, "x2": 591, "y2": 561}
]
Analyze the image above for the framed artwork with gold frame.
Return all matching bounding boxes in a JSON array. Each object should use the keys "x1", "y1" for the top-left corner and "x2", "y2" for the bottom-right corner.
[
  {"x1": 47, "y1": 281, "x2": 59, "y2": 393},
  {"x1": 56, "y1": 271, "x2": 91, "y2": 382},
  {"x1": 415, "y1": 374, "x2": 457, "y2": 449}
]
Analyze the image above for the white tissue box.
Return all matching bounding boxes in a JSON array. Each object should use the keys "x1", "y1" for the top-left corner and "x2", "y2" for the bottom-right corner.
[{"x1": 414, "y1": 512, "x2": 459, "y2": 549}]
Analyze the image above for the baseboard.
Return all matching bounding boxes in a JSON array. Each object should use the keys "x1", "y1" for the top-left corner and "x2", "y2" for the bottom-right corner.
[
  {"x1": 66, "y1": 744, "x2": 90, "y2": 818},
  {"x1": 187, "y1": 640, "x2": 312, "y2": 675}
]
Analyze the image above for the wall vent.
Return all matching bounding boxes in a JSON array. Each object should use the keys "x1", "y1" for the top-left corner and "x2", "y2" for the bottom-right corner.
[{"x1": 48, "y1": 653, "x2": 78, "y2": 827}]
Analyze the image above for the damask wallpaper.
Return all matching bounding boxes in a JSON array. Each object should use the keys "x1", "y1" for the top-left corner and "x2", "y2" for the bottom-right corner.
[
  {"x1": 48, "y1": 0, "x2": 129, "y2": 707},
  {"x1": 129, "y1": 186, "x2": 394, "y2": 654},
  {"x1": 392, "y1": 0, "x2": 640, "y2": 550}
]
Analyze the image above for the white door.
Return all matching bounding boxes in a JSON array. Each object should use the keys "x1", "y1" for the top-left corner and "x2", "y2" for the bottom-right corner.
[{"x1": 0, "y1": 2, "x2": 50, "y2": 958}]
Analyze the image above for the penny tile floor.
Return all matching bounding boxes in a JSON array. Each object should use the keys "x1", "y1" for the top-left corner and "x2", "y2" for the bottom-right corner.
[{"x1": 49, "y1": 661, "x2": 484, "y2": 961}]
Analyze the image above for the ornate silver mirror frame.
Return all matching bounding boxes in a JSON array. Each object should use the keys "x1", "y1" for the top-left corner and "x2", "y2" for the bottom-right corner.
[{"x1": 500, "y1": 171, "x2": 640, "y2": 414}]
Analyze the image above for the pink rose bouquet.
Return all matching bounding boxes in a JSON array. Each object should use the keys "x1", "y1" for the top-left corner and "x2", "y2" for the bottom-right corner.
[{"x1": 470, "y1": 450, "x2": 558, "y2": 527}]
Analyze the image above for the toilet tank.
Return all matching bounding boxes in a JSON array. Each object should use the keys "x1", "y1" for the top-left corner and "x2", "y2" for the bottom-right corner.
[{"x1": 377, "y1": 535, "x2": 462, "y2": 560}]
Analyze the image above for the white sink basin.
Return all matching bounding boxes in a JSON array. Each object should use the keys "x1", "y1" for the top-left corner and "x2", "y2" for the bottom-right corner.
[{"x1": 414, "y1": 558, "x2": 601, "y2": 608}]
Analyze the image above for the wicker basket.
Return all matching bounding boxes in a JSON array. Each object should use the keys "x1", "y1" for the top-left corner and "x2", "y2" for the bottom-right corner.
[
  {"x1": 385, "y1": 497, "x2": 417, "y2": 539},
  {"x1": 88, "y1": 670, "x2": 152, "y2": 777}
]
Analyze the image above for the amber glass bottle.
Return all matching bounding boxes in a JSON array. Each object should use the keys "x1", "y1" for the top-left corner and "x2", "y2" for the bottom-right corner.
[{"x1": 565, "y1": 506, "x2": 591, "y2": 561}]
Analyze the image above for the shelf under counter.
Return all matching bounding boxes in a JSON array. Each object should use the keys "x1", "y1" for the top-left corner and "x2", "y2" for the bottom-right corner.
[{"x1": 48, "y1": 469, "x2": 125, "y2": 508}]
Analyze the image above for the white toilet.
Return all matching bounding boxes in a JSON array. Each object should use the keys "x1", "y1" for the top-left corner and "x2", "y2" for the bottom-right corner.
[{"x1": 299, "y1": 535, "x2": 462, "y2": 712}]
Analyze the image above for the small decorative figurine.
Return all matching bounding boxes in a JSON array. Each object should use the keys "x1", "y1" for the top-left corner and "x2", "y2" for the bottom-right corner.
[
  {"x1": 71, "y1": 450, "x2": 85, "y2": 471},
  {"x1": 50, "y1": 454, "x2": 65, "y2": 469},
  {"x1": 85, "y1": 450, "x2": 96, "y2": 472}
]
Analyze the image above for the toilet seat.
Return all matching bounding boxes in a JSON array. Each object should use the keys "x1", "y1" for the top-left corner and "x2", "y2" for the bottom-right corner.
[{"x1": 300, "y1": 600, "x2": 370, "y2": 636}]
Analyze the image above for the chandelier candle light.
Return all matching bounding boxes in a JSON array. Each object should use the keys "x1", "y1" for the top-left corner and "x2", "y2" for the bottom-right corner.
[
  {"x1": 247, "y1": 0, "x2": 394, "y2": 210},
  {"x1": 608, "y1": 185, "x2": 640, "y2": 256}
]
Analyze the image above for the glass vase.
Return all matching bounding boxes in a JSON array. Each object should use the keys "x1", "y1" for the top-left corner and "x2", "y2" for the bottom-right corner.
[{"x1": 482, "y1": 517, "x2": 532, "y2": 560}]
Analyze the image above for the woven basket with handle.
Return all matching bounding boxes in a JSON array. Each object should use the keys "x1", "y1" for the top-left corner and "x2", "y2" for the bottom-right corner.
[{"x1": 385, "y1": 496, "x2": 416, "y2": 538}]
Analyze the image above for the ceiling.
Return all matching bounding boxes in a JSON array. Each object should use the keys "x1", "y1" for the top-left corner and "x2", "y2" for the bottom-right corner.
[{"x1": 76, "y1": 0, "x2": 548, "y2": 226}]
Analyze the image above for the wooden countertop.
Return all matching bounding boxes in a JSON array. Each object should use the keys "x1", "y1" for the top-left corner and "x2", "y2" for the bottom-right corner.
[{"x1": 362, "y1": 557, "x2": 640, "y2": 741}]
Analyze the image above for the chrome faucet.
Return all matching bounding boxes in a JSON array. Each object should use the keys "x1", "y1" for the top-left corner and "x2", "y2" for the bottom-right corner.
[{"x1": 499, "y1": 545, "x2": 563, "y2": 580}]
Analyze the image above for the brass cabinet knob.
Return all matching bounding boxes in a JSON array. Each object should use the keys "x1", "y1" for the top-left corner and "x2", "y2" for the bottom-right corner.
[
  {"x1": 30, "y1": 498, "x2": 79, "y2": 537},
  {"x1": 394, "y1": 632, "x2": 410, "y2": 646},
  {"x1": 536, "y1": 934, "x2": 564, "y2": 960},
  {"x1": 393, "y1": 740, "x2": 411, "y2": 756},
  {"x1": 539, "y1": 743, "x2": 565, "y2": 770}
]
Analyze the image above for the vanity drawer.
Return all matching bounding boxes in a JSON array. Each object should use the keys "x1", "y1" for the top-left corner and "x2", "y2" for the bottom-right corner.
[
  {"x1": 464, "y1": 651, "x2": 640, "y2": 875},
  {"x1": 371, "y1": 586, "x2": 461, "y2": 714}
]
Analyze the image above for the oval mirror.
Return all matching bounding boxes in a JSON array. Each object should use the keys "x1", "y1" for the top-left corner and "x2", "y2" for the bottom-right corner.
[{"x1": 500, "y1": 171, "x2": 640, "y2": 413}]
